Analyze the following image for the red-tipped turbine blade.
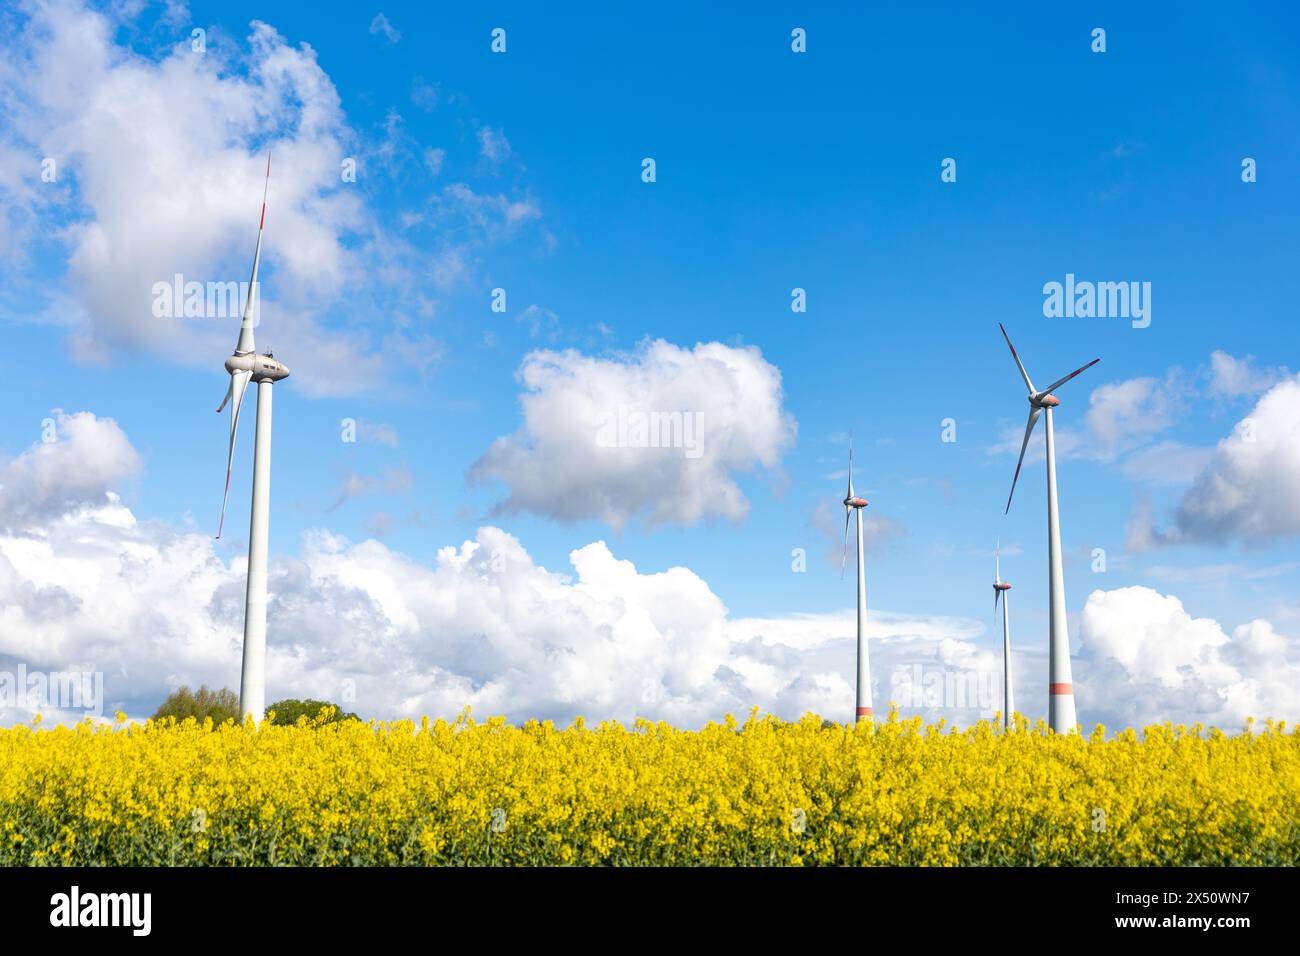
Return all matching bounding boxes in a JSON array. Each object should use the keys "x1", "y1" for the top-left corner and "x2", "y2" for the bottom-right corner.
[
  {"x1": 1005, "y1": 407, "x2": 1041, "y2": 514},
  {"x1": 1040, "y1": 358, "x2": 1100, "y2": 397},
  {"x1": 999, "y1": 323, "x2": 1036, "y2": 394},
  {"x1": 841, "y1": 507, "x2": 851, "y2": 578},
  {"x1": 217, "y1": 371, "x2": 252, "y2": 538}
]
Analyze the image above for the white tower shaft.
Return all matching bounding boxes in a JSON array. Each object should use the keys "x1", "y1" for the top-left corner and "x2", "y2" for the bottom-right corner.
[
  {"x1": 1043, "y1": 408, "x2": 1076, "y2": 733},
  {"x1": 855, "y1": 506, "x2": 872, "y2": 722},
  {"x1": 239, "y1": 380, "x2": 273, "y2": 723},
  {"x1": 1001, "y1": 591, "x2": 1014, "y2": 731}
]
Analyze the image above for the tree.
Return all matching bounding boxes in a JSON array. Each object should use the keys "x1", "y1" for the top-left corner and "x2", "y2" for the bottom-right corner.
[
  {"x1": 153, "y1": 685, "x2": 241, "y2": 725},
  {"x1": 266, "y1": 698, "x2": 359, "y2": 726}
]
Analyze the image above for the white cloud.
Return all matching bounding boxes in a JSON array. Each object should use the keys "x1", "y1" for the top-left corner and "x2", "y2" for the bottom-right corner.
[
  {"x1": 993, "y1": 369, "x2": 1184, "y2": 464},
  {"x1": 1208, "y1": 350, "x2": 1288, "y2": 398},
  {"x1": 0, "y1": 487, "x2": 963, "y2": 726},
  {"x1": 1084, "y1": 375, "x2": 1180, "y2": 459},
  {"x1": 469, "y1": 340, "x2": 797, "y2": 530},
  {"x1": 4, "y1": 413, "x2": 1295, "y2": 732},
  {"x1": 0, "y1": 2, "x2": 540, "y2": 398},
  {"x1": 1119, "y1": 440, "x2": 1213, "y2": 487},
  {"x1": 0, "y1": 3, "x2": 369, "y2": 391},
  {"x1": 1143, "y1": 376, "x2": 1300, "y2": 546},
  {"x1": 1078, "y1": 586, "x2": 1300, "y2": 728},
  {"x1": 0, "y1": 411, "x2": 141, "y2": 528},
  {"x1": 368, "y1": 13, "x2": 401, "y2": 44}
]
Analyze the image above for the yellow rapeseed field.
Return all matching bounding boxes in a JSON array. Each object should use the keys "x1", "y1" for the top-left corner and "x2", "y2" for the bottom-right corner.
[{"x1": 1, "y1": 710, "x2": 1296, "y2": 866}]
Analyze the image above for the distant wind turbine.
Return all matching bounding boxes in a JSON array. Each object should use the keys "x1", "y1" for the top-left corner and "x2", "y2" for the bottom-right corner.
[
  {"x1": 216, "y1": 154, "x2": 291, "y2": 723},
  {"x1": 999, "y1": 323, "x2": 1098, "y2": 734},
  {"x1": 841, "y1": 441, "x2": 872, "y2": 723},
  {"x1": 992, "y1": 541, "x2": 1013, "y2": 732}
]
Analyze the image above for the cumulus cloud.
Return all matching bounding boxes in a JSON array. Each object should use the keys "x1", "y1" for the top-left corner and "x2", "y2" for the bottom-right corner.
[
  {"x1": 0, "y1": 3, "x2": 374, "y2": 385},
  {"x1": 1078, "y1": 586, "x2": 1300, "y2": 729},
  {"x1": 0, "y1": 488, "x2": 976, "y2": 727},
  {"x1": 1083, "y1": 374, "x2": 1181, "y2": 459},
  {"x1": 0, "y1": 411, "x2": 140, "y2": 528},
  {"x1": 0, "y1": 1, "x2": 539, "y2": 396},
  {"x1": 1208, "y1": 350, "x2": 1288, "y2": 398},
  {"x1": 469, "y1": 340, "x2": 797, "y2": 530},
  {"x1": 993, "y1": 368, "x2": 1186, "y2": 465},
  {"x1": 1134, "y1": 376, "x2": 1300, "y2": 547},
  {"x1": 4, "y1": 413, "x2": 1295, "y2": 732}
]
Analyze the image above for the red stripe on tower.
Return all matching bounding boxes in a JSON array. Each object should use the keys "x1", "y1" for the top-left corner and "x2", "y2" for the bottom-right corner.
[
  {"x1": 1049, "y1": 683, "x2": 1073, "y2": 695},
  {"x1": 856, "y1": 707, "x2": 873, "y2": 717}
]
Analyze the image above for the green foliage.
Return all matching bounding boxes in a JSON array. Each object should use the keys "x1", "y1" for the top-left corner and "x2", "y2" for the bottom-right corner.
[
  {"x1": 266, "y1": 699, "x2": 359, "y2": 727},
  {"x1": 152, "y1": 685, "x2": 241, "y2": 725}
]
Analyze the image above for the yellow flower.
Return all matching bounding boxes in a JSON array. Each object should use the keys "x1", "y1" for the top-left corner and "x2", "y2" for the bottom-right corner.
[{"x1": 0, "y1": 713, "x2": 1295, "y2": 865}]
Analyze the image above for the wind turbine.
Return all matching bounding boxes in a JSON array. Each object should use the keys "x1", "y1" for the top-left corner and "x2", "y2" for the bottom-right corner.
[
  {"x1": 999, "y1": 323, "x2": 1097, "y2": 734},
  {"x1": 841, "y1": 441, "x2": 872, "y2": 723},
  {"x1": 992, "y1": 542, "x2": 1013, "y2": 732},
  {"x1": 216, "y1": 154, "x2": 290, "y2": 723}
]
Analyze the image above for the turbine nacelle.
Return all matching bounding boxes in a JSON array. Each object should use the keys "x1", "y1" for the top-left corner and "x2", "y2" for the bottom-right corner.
[
  {"x1": 225, "y1": 352, "x2": 291, "y2": 383},
  {"x1": 993, "y1": 581, "x2": 1011, "y2": 591},
  {"x1": 844, "y1": 496, "x2": 869, "y2": 509},
  {"x1": 999, "y1": 323, "x2": 1099, "y2": 513}
]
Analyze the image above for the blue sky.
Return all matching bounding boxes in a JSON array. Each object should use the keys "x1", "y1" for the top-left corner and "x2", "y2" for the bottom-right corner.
[{"x1": 1, "y1": 1, "x2": 1299, "y2": 727}]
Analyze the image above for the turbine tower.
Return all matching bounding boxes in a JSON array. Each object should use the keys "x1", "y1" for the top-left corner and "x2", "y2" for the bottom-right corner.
[
  {"x1": 999, "y1": 324, "x2": 1097, "y2": 734},
  {"x1": 840, "y1": 441, "x2": 872, "y2": 723},
  {"x1": 992, "y1": 542, "x2": 1013, "y2": 732},
  {"x1": 216, "y1": 154, "x2": 290, "y2": 723}
]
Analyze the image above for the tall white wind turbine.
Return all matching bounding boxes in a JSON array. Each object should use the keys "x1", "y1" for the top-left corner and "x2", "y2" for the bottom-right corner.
[
  {"x1": 841, "y1": 442, "x2": 872, "y2": 722},
  {"x1": 992, "y1": 542, "x2": 1013, "y2": 732},
  {"x1": 999, "y1": 323, "x2": 1097, "y2": 734},
  {"x1": 216, "y1": 154, "x2": 290, "y2": 723}
]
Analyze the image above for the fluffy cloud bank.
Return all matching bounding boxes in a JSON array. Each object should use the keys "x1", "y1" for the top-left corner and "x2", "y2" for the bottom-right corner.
[
  {"x1": 2, "y1": 1, "x2": 368, "y2": 382},
  {"x1": 1078, "y1": 586, "x2": 1300, "y2": 729},
  {"x1": 470, "y1": 340, "x2": 797, "y2": 530},
  {"x1": 0, "y1": 0, "x2": 538, "y2": 395},
  {"x1": 0, "y1": 411, "x2": 140, "y2": 526},
  {"x1": 1132, "y1": 375, "x2": 1300, "y2": 548},
  {"x1": 3, "y1": 412, "x2": 1296, "y2": 732}
]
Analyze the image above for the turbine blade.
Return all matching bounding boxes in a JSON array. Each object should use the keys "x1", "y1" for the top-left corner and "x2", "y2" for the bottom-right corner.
[
  {"x1": 1004, "y1": 407, "x2": 1041, "y2": 514},
  {"x1": 995, "y1": 540, "x2": 1001, "y2": 583},
  {"x1": 846, "y1": 439, "x2": 854, "y2": 499},
  {"x1": 1039, "y1": 357, "x2": 1100, "y2": 396},
  {"x1": 217, "y1": 370, "x2": 253, "y2": 538},
  {"x1": 998, "y1": 323, "x2": 1036, "y2": 394},
  {"x1": 841, "y1": 506, "x2": 851, "y2": 578},
  {"x1": 994, "y1": 587, "x2": 1002, "y2": 623},
  {"x1": 216, "y1": 376, "x2": 234, "y2": 414},
  {"x1": 236, "y1": 153, "x2": 271, "y2": 356}
]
